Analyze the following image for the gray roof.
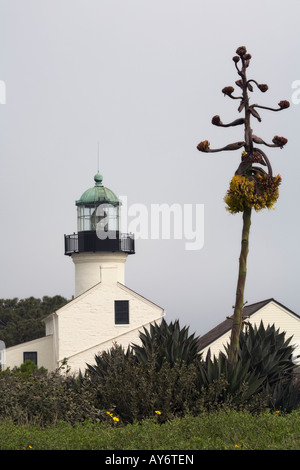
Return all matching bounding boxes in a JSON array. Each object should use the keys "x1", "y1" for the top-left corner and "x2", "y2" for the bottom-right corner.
[{"x1": 197, "y1": 298, "x2": 300, "y2": 351}]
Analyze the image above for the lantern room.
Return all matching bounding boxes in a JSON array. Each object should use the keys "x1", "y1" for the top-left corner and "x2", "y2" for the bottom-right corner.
[
  {"x1": 64, "y1": 173, "x2": 134, "y2": 255},
  {"x1": 76, "y1": 173, "x2": 120, "y2": 234}
]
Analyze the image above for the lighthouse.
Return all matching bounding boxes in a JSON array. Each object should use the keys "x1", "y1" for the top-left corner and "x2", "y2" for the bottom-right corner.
[
  {"x1": 4, "y1": 171, "x2": 164, "y2": 373},
  {"x1": 64, "y1": 172, "x2": 135, "y2": 297}
]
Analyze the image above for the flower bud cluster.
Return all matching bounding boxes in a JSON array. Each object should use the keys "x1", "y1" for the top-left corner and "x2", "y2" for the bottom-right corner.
[
  {"x1": 222, "y1": 86, "x2": 234, "y2": 96},
  {"x1": 258, "y1": 84, "x2": 268, "y2": 92},
  {"x1": 211, "y1": 115, "x2": 222, "y2": 126},
  {"x1": 272, "y1": 136, "x2": 288, "y2": 148},
  {"x1": 197, "y1": 140, "x2": 210, "y2": 152},
  {"x1": 236, "y1": 46, "x2": 247, "y2": 57},
  {"x1": 278, "y1": 100, "x2": 290, "y2": 109}
]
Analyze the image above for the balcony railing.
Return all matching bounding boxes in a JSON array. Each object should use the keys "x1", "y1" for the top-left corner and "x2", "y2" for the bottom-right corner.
[{"x1": 64, "y1": 231, "x2": 135, "y2": 256}]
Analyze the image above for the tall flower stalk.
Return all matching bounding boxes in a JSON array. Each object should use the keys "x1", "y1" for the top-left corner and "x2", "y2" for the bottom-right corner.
[{"x1": 197, "y1": 46, "x2": 289, "y2": 364}]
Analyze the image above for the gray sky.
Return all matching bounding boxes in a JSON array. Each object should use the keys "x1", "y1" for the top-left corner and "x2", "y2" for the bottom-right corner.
[{"x1": 1, "y1": 0, "x2": 300, "y2": 337}]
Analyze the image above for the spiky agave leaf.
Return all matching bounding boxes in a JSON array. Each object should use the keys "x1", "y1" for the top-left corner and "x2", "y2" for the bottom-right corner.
[
  {"x1": 86, "y1": 343, "x2": 134, "y2": 382},
  {"x1": 196, "y1": 351, "x2": 265, "y2": 404},
  {"x1": 235, "y1": 321, "x2": 296, "y2": 383},
  {"x1": 131, "y1": 318, "x2": 200, "y2": 370}
]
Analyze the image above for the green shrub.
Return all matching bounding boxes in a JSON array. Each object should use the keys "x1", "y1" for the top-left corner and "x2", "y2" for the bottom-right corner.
[
  {"x1": 9, "y1": 359, "x2": 48, "y2": 377},
  {"x1": 0, "y1": 368, "x2": 102, "y2": 426},
  {"x1": 0, "y1": 320, "x2": 299, "y2": 430},
  {"x1": 85, "y1": 321, "x2": 300, "y2": 421},
  {"x1": 87, "y1": 344, "x2": 199, "y2": 424}
]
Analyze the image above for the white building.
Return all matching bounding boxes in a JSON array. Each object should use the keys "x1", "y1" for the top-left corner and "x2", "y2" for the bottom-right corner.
[
  {"x1": 4, "y1": 172, "x2": 165, "y2": 373},
  {"x1": 198, "y1": 299, "x2": 300, "y2": 365}
]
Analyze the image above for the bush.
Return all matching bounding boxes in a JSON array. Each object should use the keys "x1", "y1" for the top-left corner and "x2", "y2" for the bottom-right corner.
[
  {"x1": 0, "y1": 320, "x2": 299, "y2": 429},
  {"x1": 9, "y1": 359, "x2": 48, "y2": 377},
  {"x1": 85, "y1": 321, "x2": 300, "y2": 421},
  {"x1": 87, "y1": 344, "x2": 199, "y2": 423},
  {"x1": 0, "y1": 368, "x2": 102, "y2": 426}
]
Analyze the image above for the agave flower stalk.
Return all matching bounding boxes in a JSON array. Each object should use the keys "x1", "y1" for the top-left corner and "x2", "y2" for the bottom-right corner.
[{"x1": 197, "y1": 46, "x2": 289, "y2": 365}]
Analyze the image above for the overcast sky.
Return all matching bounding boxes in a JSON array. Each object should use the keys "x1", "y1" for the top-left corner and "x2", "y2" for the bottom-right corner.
[{"x1": 1, "y1": 0, "x2": 300, "y2": 337}]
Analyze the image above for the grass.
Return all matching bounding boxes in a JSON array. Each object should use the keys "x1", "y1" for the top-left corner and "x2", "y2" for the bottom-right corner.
[{"x1": 1, "y1": 409, "x2": 300, "y2": 450}]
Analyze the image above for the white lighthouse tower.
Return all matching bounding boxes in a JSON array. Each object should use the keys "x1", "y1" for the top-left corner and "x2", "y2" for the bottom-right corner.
[{"x1": 64, "y1": 172, "x2": 135, "y2": 297}]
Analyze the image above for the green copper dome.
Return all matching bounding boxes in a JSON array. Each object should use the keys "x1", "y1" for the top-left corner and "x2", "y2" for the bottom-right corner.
[{"x1": 76, "y1": 173, "x2": 120, "y2": 207}]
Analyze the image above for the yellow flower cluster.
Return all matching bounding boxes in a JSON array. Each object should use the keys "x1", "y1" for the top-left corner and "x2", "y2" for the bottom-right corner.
[
  {"x1": 224, "y1": 174, "x2": 281, "y2": 214},
  {"x1": 106, "y1": 411, "x2": 120, "y2": 422}
]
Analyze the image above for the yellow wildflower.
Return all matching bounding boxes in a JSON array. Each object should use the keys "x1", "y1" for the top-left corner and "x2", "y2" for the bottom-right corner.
[
  {"x1": 155, "y1": 410, "x2": 161, "y2": 415},
  {"x1": 106, "y1": 411, "x2": 120, "y2": 422}
]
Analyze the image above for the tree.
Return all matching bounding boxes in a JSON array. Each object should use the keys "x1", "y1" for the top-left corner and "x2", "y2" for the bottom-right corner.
[
  {"x1": 197, "y1": 46, "x2": 289, "y2": 364},
  {"x1": 0, "y1": 295, "x2": 68, "y2": 347}
]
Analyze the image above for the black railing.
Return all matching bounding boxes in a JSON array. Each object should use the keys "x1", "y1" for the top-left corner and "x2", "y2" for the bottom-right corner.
[
  {"x1": 64, "y1": 231, "x2": 135, "y2": 256},
  {"x1": 64, "y1": 233, "x2": 78, "y2": 254}
]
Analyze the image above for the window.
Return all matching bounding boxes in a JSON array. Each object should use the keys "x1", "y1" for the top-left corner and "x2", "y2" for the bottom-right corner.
[
  {"x1": 23, "y1": 352, "x2": 37, "y2": 365},
  {"x1": 115, "y1": 300, "x2": 129, "y2": 324}
]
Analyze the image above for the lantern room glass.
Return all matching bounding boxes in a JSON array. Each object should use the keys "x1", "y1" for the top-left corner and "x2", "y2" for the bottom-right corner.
[{"x1": 77, "y1": 203, "x2": 119, "y2": 233}]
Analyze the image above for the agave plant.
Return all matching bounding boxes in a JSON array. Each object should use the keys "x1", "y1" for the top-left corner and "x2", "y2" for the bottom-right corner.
[
  {"x1": 86, "y1": 343, "x2": 134, "y2": 382},
  {"x1": 196, "y1": 350, "x2": 265, "y2": 406},
  {"x1": 234, "y1": 322, "x2": 296, "y2": 385},
  {"x1": 233, "y1": 322, "x2": 299, "y2": 409},
  {"x1": 195, "y1": 322, "x2": 299, "y2": 411},
  {"x1": 131, "y1": 318, "x2": 200, "y2": 370}
]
